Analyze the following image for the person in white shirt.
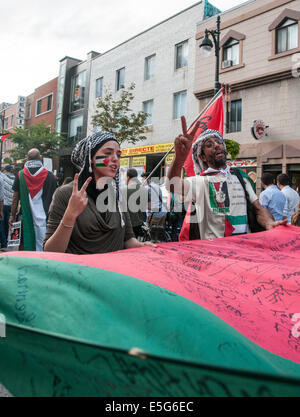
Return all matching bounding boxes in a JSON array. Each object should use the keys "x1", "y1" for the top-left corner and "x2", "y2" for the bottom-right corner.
[
  {"x1": 141, "y1": 173, "x2": 167, "y2": 227},
  {"x1": 277, "y1": 174, "x2": 300, "y2": 224},
  {"x1": 166, "y1": 116, "x2": 287, "y2": 240}
]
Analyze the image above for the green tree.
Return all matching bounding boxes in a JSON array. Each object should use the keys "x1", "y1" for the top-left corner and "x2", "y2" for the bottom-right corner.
[
  {"x1": 91, "y1": 83, "x2": 148, "y2": 145},
  {"x1": 9, "y1": 122, "x2": 67, "y2": 162},
  {"x1": 225, "y1": 138, "x2": 240, "y2": 160}
]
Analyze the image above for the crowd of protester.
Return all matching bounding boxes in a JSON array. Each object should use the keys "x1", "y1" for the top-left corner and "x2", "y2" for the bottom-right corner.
[{"x1": 0, "y1": 124, "x2": 299, "y2": 252}]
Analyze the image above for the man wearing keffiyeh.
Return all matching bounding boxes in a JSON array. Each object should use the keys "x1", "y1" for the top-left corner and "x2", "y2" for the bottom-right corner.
[
  {"x1": 9, "y1": 149, "x2": 57, "y2": 251},
  {"x1": 44, "y1": 131, "x2": 154, "y2": 254},
  {"x1": 166, "y1": 117, "x2": 287, "y2": 240}
]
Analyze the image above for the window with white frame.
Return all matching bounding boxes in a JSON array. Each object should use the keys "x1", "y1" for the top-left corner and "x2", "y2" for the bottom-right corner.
[
  {"x1": 36, "y1": 93, "x2": 53, "y2": 116},
  {"x1": 143, "y1": 100, "x2": 154, "y2": 125},
  {"x1": 175, "y1": 41, "x2": 188, "y2": 69},
  {"x1": 145, "y1": 55, "x2": 155, "y2": 80},
  {"x1": 96, "y1": 77, "x2": 103, "y2": 98},
  {"x1": 116, "y1": 68, "x2": 125, "y2": 91},
  {"x1": 36, "y1": 99, "x2": 42, "y2": 116},
  {"x1": 276, "y1": 19, "x2": 298, "y2": 53},
  {"x1": 173, "y1": 91, "x2": 187, "y2": 119},
  {"x1": 222, "y1": 39, "x2": 239, "y2": 68}
]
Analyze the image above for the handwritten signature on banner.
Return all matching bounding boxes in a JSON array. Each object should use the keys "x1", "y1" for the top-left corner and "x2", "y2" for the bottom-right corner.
[
  {"x1": 83, "y1": 226, "x2": 300, "y2": 364},
  {"x1": 1, "y1": 227, "x2": 300, "y2": 367}
]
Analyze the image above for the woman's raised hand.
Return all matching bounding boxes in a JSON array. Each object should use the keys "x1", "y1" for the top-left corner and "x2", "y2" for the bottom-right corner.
[
  {"x1": 174, "y1": 116, "x2": 200, "y2": 163},
  {"x1": 66, "y1": 174, "x2": 92, "y2": 220}
]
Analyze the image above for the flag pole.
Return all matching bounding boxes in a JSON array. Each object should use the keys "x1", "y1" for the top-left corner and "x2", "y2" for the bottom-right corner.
[
  {"x1": 143, "y1": 88, "x2": 223, "y2": 184},
  {"x1": 188, "y1": 88, "x2": 223, "y2": 130}
]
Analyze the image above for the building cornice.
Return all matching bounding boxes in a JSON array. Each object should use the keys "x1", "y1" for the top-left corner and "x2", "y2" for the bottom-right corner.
[
  {"x1": 194, "y1": 67, "x2": 293, "y2": 100},
  {"x1": 196, "y1": 0, "x2": 294, "y2": 40}
]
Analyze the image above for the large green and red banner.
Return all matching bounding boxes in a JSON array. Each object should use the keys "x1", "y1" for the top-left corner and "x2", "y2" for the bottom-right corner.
[{"x1": 0, "y1": 226, "x2": 300, "y2": 397}]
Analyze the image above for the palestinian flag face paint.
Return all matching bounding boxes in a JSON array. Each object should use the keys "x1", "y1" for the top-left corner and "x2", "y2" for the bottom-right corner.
[{"x1": 96, "y1": 156, "x2": 110, "y2": 167}]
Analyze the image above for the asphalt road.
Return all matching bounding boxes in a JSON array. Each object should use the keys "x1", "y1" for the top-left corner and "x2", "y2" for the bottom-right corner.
[{"x1": 0, "y1": 383, "x2": 12, "y2": 397}]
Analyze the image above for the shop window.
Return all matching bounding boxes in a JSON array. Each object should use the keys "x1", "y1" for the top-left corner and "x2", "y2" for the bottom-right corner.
[
  {"x1": 116, "y1": 68, "x2": 125, "y2": 91},
  {"x1": 145, "y1": 55, "x2": 155, "y2": 80},
  {"x1": 227, "y1": 99, "x2": 242, "y2": 133},
  {"x1": 173, "y1": 91, "x2": 187, "y2": 120},
  {"x1": 175, "y1": 40, "x2": 188, "y2": 69},
  {"x1": 70, "y1": 71, "x2": 86, "y2": 112},
  {"x1": 262, "y1": 165, "x2": 282, "y2": 183},
  {"x1": 143, "y1": 100, "x2": 153, "y2": 125},
  {"x1": 287, "y1": 164, "x2": 300, "y2": 190}
]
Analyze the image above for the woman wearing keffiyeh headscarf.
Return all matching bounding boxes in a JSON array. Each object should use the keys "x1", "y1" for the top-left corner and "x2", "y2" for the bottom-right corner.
[{"x1": 44, "y1": 132, "x2": 154, "y2": 254}]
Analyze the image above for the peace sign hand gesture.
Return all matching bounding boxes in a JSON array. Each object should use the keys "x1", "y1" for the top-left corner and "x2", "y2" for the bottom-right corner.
[
  {"x1": 66, "y1": 173, "x2": 92, "y2": 221},
  {"x1": 174, "y1": 116, "x2": 200, "y2": 163}
]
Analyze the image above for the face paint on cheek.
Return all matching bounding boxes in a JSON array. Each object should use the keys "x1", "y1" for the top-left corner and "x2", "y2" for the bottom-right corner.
[{"x1": 96, "y1": 156, "x2": 110, "y2": 167}]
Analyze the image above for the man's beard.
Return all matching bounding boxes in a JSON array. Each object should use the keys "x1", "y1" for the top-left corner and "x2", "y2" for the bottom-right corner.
[{"x1": 206, "y1": 153, "x2": 227, "y2": 169}]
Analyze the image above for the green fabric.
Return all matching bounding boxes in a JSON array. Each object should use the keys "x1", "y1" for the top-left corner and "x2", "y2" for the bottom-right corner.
[
  {"x1": 226, "y1": 215, "x2": 248, "y2": 226},
  {"x1": 0, "y1": 256, "x2": 300, "y2": 397},
  {"x1": 19, "y1": 170, "x2": 36, "y2": 251}
]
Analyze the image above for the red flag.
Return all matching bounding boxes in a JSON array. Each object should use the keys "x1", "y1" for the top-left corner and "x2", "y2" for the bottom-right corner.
[
  {"x1": 179, "y1": 90, "x2": 224, "y2": 241},
  {"x1": 184, "y1": 90, "x2": 224, "y2": 177},
  {"x1": 0, "y1": 133, "x2": 10, "y2": 142}
]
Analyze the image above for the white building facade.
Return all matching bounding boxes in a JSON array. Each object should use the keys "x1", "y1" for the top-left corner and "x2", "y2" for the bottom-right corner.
[{"x1": 87, "y1": 1, "x2": 216, "y2": 177}]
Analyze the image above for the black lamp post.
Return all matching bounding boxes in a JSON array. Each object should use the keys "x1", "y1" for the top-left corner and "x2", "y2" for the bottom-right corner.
[{"x1": 200, "y1": 15, "x2": 221, "y2": 95}]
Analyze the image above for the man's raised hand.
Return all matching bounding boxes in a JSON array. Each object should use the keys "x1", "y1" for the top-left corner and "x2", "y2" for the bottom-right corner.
[{"x1": 174, "y1": 116, "x2": 200, "y2": 163}]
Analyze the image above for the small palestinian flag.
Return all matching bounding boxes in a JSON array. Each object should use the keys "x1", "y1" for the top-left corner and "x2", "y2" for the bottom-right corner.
[
  {"x1": 0, "y1": 133, "x2": 10, "y2": 142},
  {"x1": 96, "y1": 156, "x2": 109, "y2": 167}
]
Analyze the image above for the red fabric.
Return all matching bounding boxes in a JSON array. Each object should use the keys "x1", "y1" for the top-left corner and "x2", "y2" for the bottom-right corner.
[
  {"x1": 184, "y1": 92, "x2": 224, "y2": 177},
  {"x1": 22, "y1": 167, "x2": 48, "y2": 199},
  {"x1": 224, "y1": 217, "x2": 235, "y2": 237},
  {"x1": 3, "y1": 226, "x2": 300, "y2": 365},
  {"x1": 178, "y1": 201, "x2": 192, "y2": 242},
  {"x1": 0, "y1": 133, "x2": 10, "y2": 142}
]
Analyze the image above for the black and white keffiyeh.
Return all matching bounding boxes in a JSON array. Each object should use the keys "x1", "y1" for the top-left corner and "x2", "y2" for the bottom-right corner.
[
  {"x1": 71, "y1": 131, "x2": 119, "y2": 175},
  {"x1": 71, "y1": 131, "x2": 124, "y2": 225},
  {"x1": 192, "y1": 129, "x2": 226, "y2": 174}
]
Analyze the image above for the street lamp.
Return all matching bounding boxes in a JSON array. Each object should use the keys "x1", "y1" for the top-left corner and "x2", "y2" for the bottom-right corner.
[{"x1": 199, "y1": 15, "x2": 221, "y2": 95}]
